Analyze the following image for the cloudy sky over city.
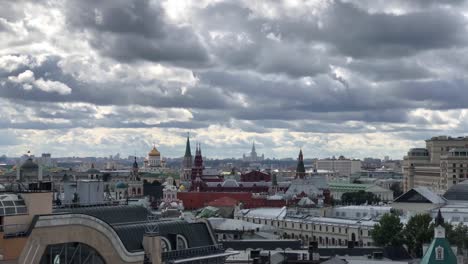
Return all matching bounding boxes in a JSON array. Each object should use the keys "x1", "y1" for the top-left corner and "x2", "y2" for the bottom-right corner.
[{"x1": 1, "y1": 0, "x2": 468, "y2": 159}]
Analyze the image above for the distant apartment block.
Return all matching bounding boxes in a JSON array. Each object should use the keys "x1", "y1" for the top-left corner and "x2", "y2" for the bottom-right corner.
[
  {"x1": 403, "y1": 136, "x2": 468, "y2": 193},
  {"x1": 315, "y1": 156, "x2": 362, "y2": 177}
]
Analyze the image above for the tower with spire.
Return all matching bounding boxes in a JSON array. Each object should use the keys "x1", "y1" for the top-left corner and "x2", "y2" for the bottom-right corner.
[
  {"x1": 243, "y1": 141, "x2": 264, "y2": 162},
  {"x1": 131, "y1": 157, "x2": 139, "y2": 181},
  {"x1": 251, "y1": 141, "x2": 258, "y2": 160},
  {"x1": 296, "y1": 149, "x2": 306, "y2": 179},
  {"x1": 181, "y1": 134, "x2": 193, "y2": 182},
  {"x1": 421, "y1": 209, "x2": 457, "y2": 264},
  {"x1": 191, "y1": 143, "x2": 204, "y2": 181}
]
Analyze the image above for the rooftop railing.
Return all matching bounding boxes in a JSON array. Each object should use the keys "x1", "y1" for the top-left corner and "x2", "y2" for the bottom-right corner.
[{"x1": 162, "y1": 244, "x2": 224, "y2": 261}]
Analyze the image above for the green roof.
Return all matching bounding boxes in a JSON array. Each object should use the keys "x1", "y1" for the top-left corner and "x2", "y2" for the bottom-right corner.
[
  {"x1": 185, "y1": 135, "x2": 192, "y2": 157},
  {"x1": 328, "y1": 183, "x2": 372, "y2": 191},
  {"x1": 421, "y1": 237, "x2": 457, "y2": 264}
]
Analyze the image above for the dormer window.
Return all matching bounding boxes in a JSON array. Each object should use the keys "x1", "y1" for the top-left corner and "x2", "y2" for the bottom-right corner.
[{"x1": 435, "y1": 246, "x2": 444, "y2": 260}]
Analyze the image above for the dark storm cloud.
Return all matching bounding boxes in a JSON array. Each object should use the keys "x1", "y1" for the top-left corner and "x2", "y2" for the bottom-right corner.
[
  {"x1": 64, "y1": 0, "x2": 209, "y2": 66},
  {"x1": 2, "y1": 0, "x2": 468, "y2": 158},
  {"x1": 264, "y1": 1, "x2": 467, "y2": 58},
  {"x1": 348, "y1": 59, "x2": 432, "y2": 81}
]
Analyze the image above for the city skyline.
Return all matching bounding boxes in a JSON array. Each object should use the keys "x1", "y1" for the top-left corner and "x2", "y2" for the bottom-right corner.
[{"x1": 2, "y1": 1, "x2": 468, "y2": 158}]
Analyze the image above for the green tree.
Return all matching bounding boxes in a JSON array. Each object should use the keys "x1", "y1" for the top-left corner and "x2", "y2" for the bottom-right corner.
[
  {"x1": 446, "y1": 223, "x2": 468, "y2": 253},
  {"x1": 390, "y1": 182, "x2": 403, "y2": 197},
  {"x1": 341, "y1": 190, "x2": 381, "y2": 205},
  {"x1": 371, "y1": 213, "x2": 404, "y2": 247},
  {"x1": 404, "y1": 214, "x2": 433, "y2": 257}
]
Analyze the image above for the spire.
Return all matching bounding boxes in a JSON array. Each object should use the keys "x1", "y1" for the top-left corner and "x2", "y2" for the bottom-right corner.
[
  {"x1": 296, "y1": 149, "x2": 305, "y2": 179},
  {"x1": 184, "y1": 133, "x2": 192, "y2": 157},
  {"x1": 252, "y1": 141, "x2": 256, "y2": 153},
  {"x1": 133, "y1": 157, "x2": 138, "y2": 168},
  {"x1": 435, "y1": 209, "x2": 444, "y2": 226}
]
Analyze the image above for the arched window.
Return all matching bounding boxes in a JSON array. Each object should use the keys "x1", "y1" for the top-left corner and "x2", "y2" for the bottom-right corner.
[
  {"x1": 177, "y1": 235, "x2": 188, "y2": 250},
  {"x1": 435, "y1": 246, "x2": 444, "y2": 260}
]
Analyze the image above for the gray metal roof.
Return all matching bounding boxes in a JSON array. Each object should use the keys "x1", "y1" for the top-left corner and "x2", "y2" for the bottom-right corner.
[
  {"x1": 55, "y1": 205, "x2": 150, "y2": 225},
  {"x1": 114, "y1": 220, "x2": 214, "y2": 252},
  {"x1": 444, "y1": 180, "x2": 468, "y2": 201},
  {"x1": 55, "y1": 205, "x2": 215, "y2": 253}
]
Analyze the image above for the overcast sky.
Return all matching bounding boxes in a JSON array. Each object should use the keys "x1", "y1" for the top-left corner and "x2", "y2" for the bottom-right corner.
[{"x1": 1, "y1": 0, "x2": 468, "y2": 159}]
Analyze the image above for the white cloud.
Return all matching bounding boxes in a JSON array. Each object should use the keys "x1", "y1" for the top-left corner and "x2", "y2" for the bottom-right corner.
[
  {"x1": 0, "y1": 55, "x2": 31, "y2": 72},
  {"x1": 8, "y1": 69, "x2": 35, "y2": 83},
  {"x1": 34, "y1": 78, "x2": 72, "y2": 95},
  {"x1": 7, "y1": 69, "x2": 71, "y2": 94}
]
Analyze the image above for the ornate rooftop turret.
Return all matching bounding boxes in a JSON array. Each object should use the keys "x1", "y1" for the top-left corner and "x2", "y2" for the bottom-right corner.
[{"x1": 421, "y1": 209, "x2": 456, "y2": 263}]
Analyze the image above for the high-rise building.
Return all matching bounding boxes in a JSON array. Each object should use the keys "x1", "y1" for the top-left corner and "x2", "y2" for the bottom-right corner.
[
  {"x1": 403, "y1": 136, "x2": 468, "y2": 193},
  {"x1": 243, "y1": 142, "x2": 264, "y2": 162}
]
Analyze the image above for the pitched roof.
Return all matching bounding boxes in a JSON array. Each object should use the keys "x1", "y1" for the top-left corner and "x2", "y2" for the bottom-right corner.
[
  {"x1": 394, "y1": 186, "x2": 446, "y2": 204},
  {"x1": 420, "y1": 237, "x2": 457, "y2": 264}
]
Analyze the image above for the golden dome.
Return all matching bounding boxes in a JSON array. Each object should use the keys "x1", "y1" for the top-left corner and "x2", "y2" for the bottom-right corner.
[{"x1": 148, "y1": 146, "x2": 161, "y2": 156}]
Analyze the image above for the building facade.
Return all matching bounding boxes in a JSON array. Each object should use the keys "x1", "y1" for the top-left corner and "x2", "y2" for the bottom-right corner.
[
  {"x1": 316, "y1": 157, "x2": 362, "y2": 177},
  {"x1": 403, "y1": 136, "x2": 468, "y2": 193}
]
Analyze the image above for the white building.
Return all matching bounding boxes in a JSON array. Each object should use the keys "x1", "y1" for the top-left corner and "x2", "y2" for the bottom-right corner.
[
  {"x1": 316, "y1": 157, "x2": 362, "y2": 177},
  {"x1": 327, "y1": 205, "x2": 392, "y2": 220},
  {"x1": 235, "y1": 207, "x2": 378, "y2": 247}
]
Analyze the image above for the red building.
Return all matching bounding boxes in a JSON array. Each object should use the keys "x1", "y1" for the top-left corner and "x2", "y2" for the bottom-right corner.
[
  {"x1": 178, "y1": 192, "x2": 287, "y2": 210},
  {"x1": 240, "y1": 170, "x2": 271, "y2": 182}
]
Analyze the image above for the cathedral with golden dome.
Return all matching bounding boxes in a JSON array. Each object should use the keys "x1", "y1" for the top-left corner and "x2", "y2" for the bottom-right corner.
[{"x1": 142, "y1": 144, "x2": 166, "y2": 172}]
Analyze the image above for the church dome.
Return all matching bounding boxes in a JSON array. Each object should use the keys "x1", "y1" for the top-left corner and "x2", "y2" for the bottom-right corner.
[
  {"x1": 21, "y1": 158, "x2": 39, "y2": 170},
  {"x1": 148, "y1": 146, "x2": 161, "y2": 157}
]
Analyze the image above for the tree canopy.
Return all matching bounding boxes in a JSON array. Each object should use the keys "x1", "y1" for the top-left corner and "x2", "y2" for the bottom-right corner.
[
  {"x1": 390, "y1": 182, "x2": 403, "y2": 198},
  {"x1": 404, "y1": 213, "x2": 433, "y2": 257},
  {"x1": 371, "y1": 213, "x2": 404, "y2": 247},
  {"x1": 341, "y1": 190, "x2": 380, "y2": 205}
]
